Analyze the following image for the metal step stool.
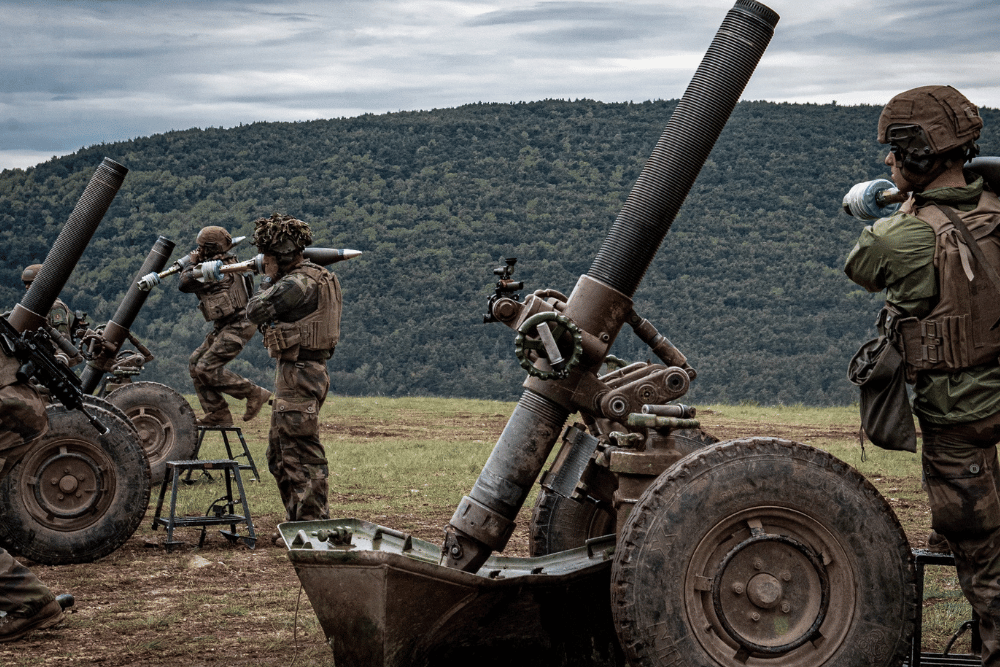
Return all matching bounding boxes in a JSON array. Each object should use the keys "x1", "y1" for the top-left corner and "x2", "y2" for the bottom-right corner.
[
  {"x1": 905, "y1": 549, "x2": 980, "y2": 667},
  {"x1": 186, "y1": 425, "x2": 260, "y2": 482},
  {"x1": 151, "y1": 459, "x2": 256, "y2": 552}
]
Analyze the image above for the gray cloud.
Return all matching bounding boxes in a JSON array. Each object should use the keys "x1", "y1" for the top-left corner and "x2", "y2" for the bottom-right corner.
[{"x1": 1, "y1": 0, "x2": 999, "y2": 170}]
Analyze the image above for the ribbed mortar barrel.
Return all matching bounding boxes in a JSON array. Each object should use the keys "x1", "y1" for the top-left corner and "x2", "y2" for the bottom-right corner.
[
  {"x1": 80, "y1": 235, "x2": 175, "y2": 393},
  {"x1": 8, "y1": 158, "x2": 128, "y2": 333},
  {"x1": 588, "y1": 0, "x2": 779, "y2": 297}
]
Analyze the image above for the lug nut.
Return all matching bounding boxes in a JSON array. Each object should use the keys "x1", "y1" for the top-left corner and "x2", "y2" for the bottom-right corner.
[
  {"x1": 781, "y1": 602, "x2": 791, "y2": 613},
  {"x1": 732, "y1": 583, "x2": 744, "y2": 595}
]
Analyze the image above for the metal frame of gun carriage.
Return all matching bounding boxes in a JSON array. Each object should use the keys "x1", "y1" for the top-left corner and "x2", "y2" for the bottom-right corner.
[{"x1": 277, "y1": 2, "x2": 974, "y2": 665}]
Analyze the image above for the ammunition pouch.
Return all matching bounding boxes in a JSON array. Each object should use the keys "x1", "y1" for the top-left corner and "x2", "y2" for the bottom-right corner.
[
  {"x1": 895, "y1": 315, "x2": 981, "y2": 380},
  {"x1": 196, "y1": 276, "x2": 250, "y2": 322},
  {"x1": 264, "y1": 324, "x2": 300, "y2": 361}
]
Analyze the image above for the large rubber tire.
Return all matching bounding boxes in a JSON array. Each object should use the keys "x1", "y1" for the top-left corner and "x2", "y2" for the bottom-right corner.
[
  {"x1": 81, "y1": 395, "x2": 138, "y2": 436},
  {"x1": 106, "y1": 381, "x2": 197, "y2": 486},
  {"x1": 611, "y1": 438, "x2": 916, "y2": 667},
  {"x1": 0, "y1": 403, "x2": 152, "y2": 565},
  {"x1": 529, "y1": 428, "x2": 718, "y2": 556}
]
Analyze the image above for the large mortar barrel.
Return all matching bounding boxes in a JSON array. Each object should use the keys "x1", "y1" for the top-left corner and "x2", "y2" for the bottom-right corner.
[
  {"x1": 445, "y1": 0, "x2": 779, "y2": 572},
  {"x1": 589, "y1": 0, "x2": 779, "y2": 297},
  {"x1": 7, "y1": 158, "x2": 129, "y2": 334},
  {"x1": 80, "y1": 235, "x2": 176, "y2": 393}
]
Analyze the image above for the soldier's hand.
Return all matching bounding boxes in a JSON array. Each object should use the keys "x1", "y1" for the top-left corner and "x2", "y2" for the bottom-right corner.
[
  {"x1": 262, "y1": 254, "x2": 280, "y2": 281},
  {"x1": 189, "y1": 249, "x2": 202, "y2": 264}
]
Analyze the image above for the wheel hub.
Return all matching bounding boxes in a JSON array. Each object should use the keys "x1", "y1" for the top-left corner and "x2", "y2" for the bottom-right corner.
[
  {"x1": 30, "y1": 450, "x2": 105, "y2": 520},
  {"x1": 128, "y1": 407, "x2": 171, "y2": 458},
  {"x1": 712, "y1": 528, "x2": 829, "y2": 656}
]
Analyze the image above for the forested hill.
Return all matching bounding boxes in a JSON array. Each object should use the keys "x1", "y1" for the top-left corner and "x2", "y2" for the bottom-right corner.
[{"x1": 2, "y1": 99, "x2": 998, "y2": 406}]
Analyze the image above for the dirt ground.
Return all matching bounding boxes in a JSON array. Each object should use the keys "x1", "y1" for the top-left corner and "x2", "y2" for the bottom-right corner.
[{"x1": 0, "y1": 416, "x2": 938, "y2": 666}]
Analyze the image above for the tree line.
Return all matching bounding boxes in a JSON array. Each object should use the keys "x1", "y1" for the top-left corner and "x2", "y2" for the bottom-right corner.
[{"x1": 1, "y1": 98, "x2": 997, "y2": 406}]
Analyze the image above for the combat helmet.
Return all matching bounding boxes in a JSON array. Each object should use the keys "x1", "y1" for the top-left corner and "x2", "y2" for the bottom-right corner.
[
  {"x1": 878, "y1": 85, "x2": 982, "y2": 175},
  {"x1": 252, "y1": 213, "x2": 313, "y2": 254},
  {"x1": 21, "y1": 263, "x2": 43, "y2": 286},
  {"x1": 196, "y1": 226, "x2": 233, "y2": 255}
]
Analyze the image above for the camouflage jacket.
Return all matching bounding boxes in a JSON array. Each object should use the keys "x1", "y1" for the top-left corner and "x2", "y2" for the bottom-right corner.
[{"x1": 845, "y1": 176, "x2": 1000, "y2": 425}]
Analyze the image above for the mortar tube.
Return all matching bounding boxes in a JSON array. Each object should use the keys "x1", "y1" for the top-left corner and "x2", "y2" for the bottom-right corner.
[
  {"x1": 443, "y1": 0, "x2": 778, "y2": 573},
  {"x1": 8, "y1": 158, "x2": 129, "y2": 334},
  {"x1": 588, "y1": 0, "x2": 779, "y2": 298},
  {"x1": 80, "y1": 235, "x2": 176, "y2": 393},
  {"x1": 444, "y1": 389, "x2": 568, "y2": 571}
]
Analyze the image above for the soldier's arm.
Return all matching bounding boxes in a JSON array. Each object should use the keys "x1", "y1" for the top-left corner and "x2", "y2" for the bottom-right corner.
[
  {"x1": 177, "y1": 251, "x2": 203, "y2": 293},
  {"x1": 246, "y1": 275, "x2": 309, "y2": 325}
]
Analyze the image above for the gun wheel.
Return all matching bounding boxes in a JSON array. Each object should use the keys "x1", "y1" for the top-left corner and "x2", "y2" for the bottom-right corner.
[
  {"x1": 612, "y1": 438, "x2": 916, "y2": 667},
  {"x1": 106, "y1": 381, "x2": 197, "y2": 486},
  {"x1": 0, "y1": 403, "x2": 151, "y2": 564},
  {"x1": 529, "y1": 429, "x2": 717, "y2": 556}
]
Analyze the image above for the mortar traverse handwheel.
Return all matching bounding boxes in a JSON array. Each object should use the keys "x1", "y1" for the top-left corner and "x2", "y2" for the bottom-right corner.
[
  {"x1": 611, "y1": 438, "x2": 916, "y2": 667},
  {"x1": 514, "y1": 312, "x2": 583, "y2": 380}
]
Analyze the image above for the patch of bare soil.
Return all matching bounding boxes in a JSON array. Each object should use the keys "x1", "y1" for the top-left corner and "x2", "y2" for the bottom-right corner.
[{"x1": 1, "y1": 419, "x2": 940, "y2": 665}]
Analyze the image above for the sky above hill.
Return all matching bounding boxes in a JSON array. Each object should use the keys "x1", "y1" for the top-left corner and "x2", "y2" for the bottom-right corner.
[{"x1": 2, "y1": 0, "x2": 997, "y2": 171}]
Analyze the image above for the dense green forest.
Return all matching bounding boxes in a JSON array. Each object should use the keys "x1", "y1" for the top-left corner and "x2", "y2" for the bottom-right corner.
[{"x1": 2, "y1": 99, "x2": 997, "y2": 406}]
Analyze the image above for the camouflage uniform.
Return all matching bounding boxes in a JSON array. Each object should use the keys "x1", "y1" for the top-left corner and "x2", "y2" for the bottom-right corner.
[
  {"x1": 246, "y1": 214, "x2": 342, "y2": 522},
  {"x1": 846, "y1": 86, "x2": 1000, "y2": 665},
  {"x1": 0, "y1": 351, "x2": 59, "y2": 635},
  {"x1": 179, "y1": 229, "x2": 270, "y2": 425}
]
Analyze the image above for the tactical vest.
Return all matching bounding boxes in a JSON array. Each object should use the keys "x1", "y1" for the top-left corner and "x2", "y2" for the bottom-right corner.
[
  {"x1": 894, "y1": 189, "x2": 1000, "y2": 373},
  {"x1": 263, "y1": 262, "x2": 342, "y2": 360},
  {"x1": 196, "y1": 257, "x2": 251, "y2": 322}
]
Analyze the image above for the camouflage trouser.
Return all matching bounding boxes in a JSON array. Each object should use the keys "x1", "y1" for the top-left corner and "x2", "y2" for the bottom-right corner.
[
  {"x1": 267, "y1": 358, "x2": 330, "y2": 522},
  {"x1": 189, "y1": 318, "x2": 259, "y2": 416},
  {"x1": 921, "y1": 411, "x2": 1000, "y2": 666},
  {"x1": 0, "y1": 370, "x2": 55, "y2": 616}
]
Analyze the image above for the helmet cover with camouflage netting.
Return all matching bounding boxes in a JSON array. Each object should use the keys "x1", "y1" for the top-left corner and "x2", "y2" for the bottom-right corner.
[
  {"x1": 877, "y1": 85, "x2": 982, "y2": 156},
  {"x1": 252, "y1": 213, "x2": 313, "y2": 254},
  {"x1": 196, "y1": 226, "x2": 233, "y2": 254},
  {"x1": 21, "y1": 264, "x2": 43, "y2": 285}
]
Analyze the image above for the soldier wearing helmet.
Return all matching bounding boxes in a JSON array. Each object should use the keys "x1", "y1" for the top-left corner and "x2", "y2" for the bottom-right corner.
[
  {"x1": 246, "y1": 213, "x2": 343, "y2": 526},
  {"x1": 19, "y1": 264, "x2": 84, "y2": 366},
  {"x1": 179, "y1": 226, "x2": 271, "y2": 426},
  {"x1": 845, "y1": 85, "x2": 1000, "y2": 663}
]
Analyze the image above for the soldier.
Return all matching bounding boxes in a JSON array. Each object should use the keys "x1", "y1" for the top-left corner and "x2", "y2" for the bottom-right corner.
[
  {"x1": 0, "y1": 347, "x2": 66, "y2": 641},
  {"x1": 245, "y1": 213, "x2": 342, "y2": 524},
  {"x1": 21, "y1": 265, "x2": 85, "y2": 366},
  {"x1": 179, "y1": 226, "x2": 271, "y2": 426},
  {"x1": 844, "y1": 86, "x2": 1000, "y2": 665}
]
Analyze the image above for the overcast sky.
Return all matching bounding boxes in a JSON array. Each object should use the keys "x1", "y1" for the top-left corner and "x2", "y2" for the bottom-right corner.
[{"x1": 2, "y1": 0, "x2": 998, "y2": 171}]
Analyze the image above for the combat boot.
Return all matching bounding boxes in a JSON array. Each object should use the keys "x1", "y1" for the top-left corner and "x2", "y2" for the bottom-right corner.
[
  {"x1": 0, "y1": 599, "x2": 64, "y2": 643},
  {"x1": 926, "y1": 529, "x2": 951, "y2": 554},
  {"x1": 243, "y1": 387, "x2": 272, "y2": 422},
  {"x1": 196, "y1": 408, "x2": 234, "y2": 427}
]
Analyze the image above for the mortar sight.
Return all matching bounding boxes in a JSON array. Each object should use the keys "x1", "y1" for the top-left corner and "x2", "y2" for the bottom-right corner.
[{"x1": 484, "y1": 257, "x2": 524, "y2": 323}]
